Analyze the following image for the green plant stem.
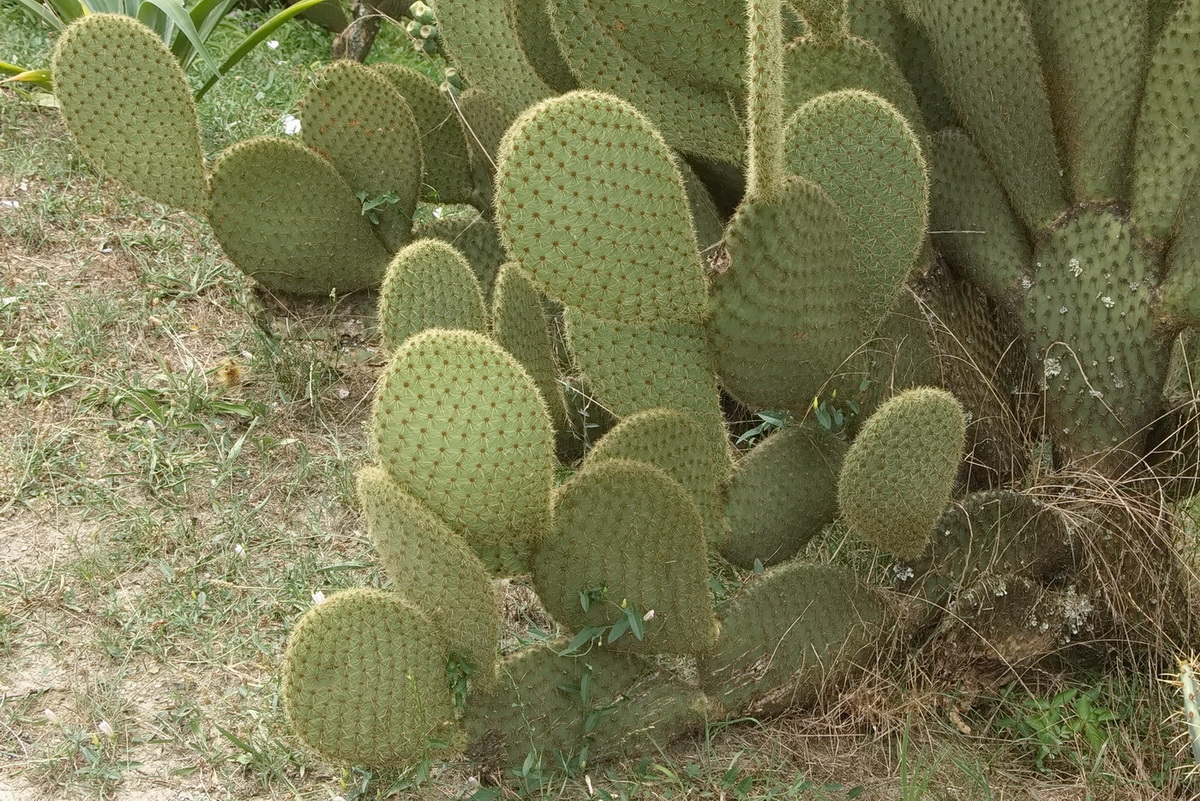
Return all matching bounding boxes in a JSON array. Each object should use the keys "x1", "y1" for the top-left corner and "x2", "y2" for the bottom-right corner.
[{"x1": 745, "y1": 0, "x2": 785, "y2": 202}]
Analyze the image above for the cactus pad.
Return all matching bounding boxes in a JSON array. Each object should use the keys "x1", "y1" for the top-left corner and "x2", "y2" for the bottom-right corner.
[
  {"x1": 722, "y1": 425, "x2": 847, "y2": 568},
  {"x1": 587, "y1": 408, "x2": 731, "y2": 544},
  {"x1": 785, "y1": 89, "x2": 928, "y2": 331},
  {"x1": 701, "y1": 562, "x2": 887, "y2": 714},
  {"x1": 838, "y1": 387, "x2": 966, "y2": 559},
  {"x1": 299, "y1": 61, "x2": 422, "y2": 251},
  {"x1": 372, "y1": 329, "x2": 555, "y2": 549},
  {"x1": 378, "y1": 239, "x2": 487, "y2": 352},
  {"x1": 928, "y1": 129, "x2": 1030, "y2": 298},
  {"x1": 1024, "y1": 209, "x2": 1167, "y2": 466},
  {"x1": 1132, "y1": 0, "x2": 1200, "y2": 240},
  {"x1": 51, "y1": 14, "x2": 208, "y2": 215},
  {"x1": 356, "y1": 467, "x2": 500, "y2": 682},
  {"x1": 434, "y1": 0, "x2": 553, "y2": 111},
  {"x1": 565, "y1": 309, "x2": 725, "y2": 435},
  {"x1": 1026, "y1": 0, "x2": 1147, "y2": 202},
  {"x1": 281, "y1": 588, "x2": 461, "y2": 766},
  {"x1": 373, "y1": 64, "x2": 475, "y2": 206},
  {"x1": 492, "y1": 264, "x2": 569, "y2": 432},
  {"x1": 496, "y1": 90, "x2": 709, "y2": 324},
  {"x1": 547, "y1": 0, "x2": 746, "y2": 164},
  {"x1": 208, "y1": 137, "x2": 391, "y2": 295},
  {"x1": 904, "y1": 0, "x2": 1066, "y2": 230},
  {"x1": 464, "y1": 640, "x2": 704, "y2": 770},
  {"x1": 531, "y1": 459, "x2": 718, "y2": 655},
  {"x1": 708, "y1": 177, "x2": 861, "y2": 411},
  {"x1": 784, "y1": 33, "x2": 925, "y2": 138},
  {"x1": 412, "y1": 209, "x2": 508, "y2": 299}
]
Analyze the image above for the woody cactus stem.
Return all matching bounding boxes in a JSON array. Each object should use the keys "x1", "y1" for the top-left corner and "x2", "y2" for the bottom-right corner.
[{"x1": 746, "y1": 0, "x2": 786, "y2": 201}]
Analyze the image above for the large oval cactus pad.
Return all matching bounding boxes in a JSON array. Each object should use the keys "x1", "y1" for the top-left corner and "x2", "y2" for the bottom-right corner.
[
  {"x1": 372, "y1": 329, "x2": 555, "y2": 549},
  {"x1": 281, "y1": 588, "x2": 461, "y2": 767},
  {"x1": 52, "y1": 14, "x2": 208, "y2": 215}
]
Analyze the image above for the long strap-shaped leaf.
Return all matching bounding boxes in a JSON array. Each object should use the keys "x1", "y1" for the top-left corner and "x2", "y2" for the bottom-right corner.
[{"x1": 194, "y1": 0, "x2": 328, "y2": 100}]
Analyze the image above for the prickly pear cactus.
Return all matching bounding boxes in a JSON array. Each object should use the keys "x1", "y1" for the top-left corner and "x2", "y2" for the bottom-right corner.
[{"x1": 49, "y1": 0, "x2": 1200, "y2": 782}]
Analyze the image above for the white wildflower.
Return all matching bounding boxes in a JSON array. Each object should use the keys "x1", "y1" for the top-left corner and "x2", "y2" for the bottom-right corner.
[
  {"x1": 312, "y1": 590, "x2": 326, "y2": 605},
  {"x1": 282, "y1": 114, "x2": 302, "y2": 136},
  {"x1": 98, "y1": 720, "x2": 114, "y2": 737},
  {"x1": 267, "y1": 40, "x2": 280, "y2": 49}
]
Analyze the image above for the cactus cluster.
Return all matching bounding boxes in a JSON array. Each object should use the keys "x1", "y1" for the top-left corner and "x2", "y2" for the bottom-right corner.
[{"x1": 46, "y1": 0, "x2": 1200, "y2": 781}]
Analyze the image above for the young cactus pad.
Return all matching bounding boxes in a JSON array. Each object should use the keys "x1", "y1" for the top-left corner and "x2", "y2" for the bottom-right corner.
[
  {"x1": 51, "y1": 14, "x2": 209, "y2": 215},
  {"x1": 377, "y1": 239, "x2": 488, "y2": 353},
  {"x1": 837, "y1": 387, "x2": 966, "y2": 560},
  {"x1": 372, "y1": 328, "x2": 555, "y2": 552},
  {"x1": 281, "y1": 588, "x2": 462, "y2": 766}
]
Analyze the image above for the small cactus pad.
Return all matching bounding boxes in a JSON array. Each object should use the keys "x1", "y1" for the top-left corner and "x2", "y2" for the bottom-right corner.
[
  {"x1": 784, "y1": 33, "x2": 925, "y2": 139},
  {"x1": 1026, "y1": 0, "x2": 1147, "y2": 202},
  {"x1": 587, "y1": 408, "x2": 731, "y2": 544},
  {"x1": 496, "y1": 91, "x2": 709, "y2": 324},
  {"x1": 708, "y1": 177, "x2": 861, "y2": 412},
  {"x1": 858, "y1": 289, "x2": 941, "y2": 422},
  {"x1": 51, "y1": 15, "x2": 208, "y2": 215},
  {"x1": 356, "y1": 467, "x2": 500, "y2": 682},
  {"x1": 701, "y1": 562, "x2": 888, "y2": 714},
  {"x1": 492, "y1": 264, "x2": 569, "y2": 432},
  {"x1": 378, "y1": 239, "x2": 487, "y2": 352},
  {"x1": 786, "y1": 89, "x2": 928, "y2": 331},
  {"x1": 904, "y1": 0, "x2": 1066, "y2": 230},
  {"x1": 463, "y1": 640, "x2": 702, "y2": 771},
  {"x1": 373, "y1": 64, "x2": 475, "y2": 205},
  {"x1": 208, "y1": 137, "x2": 391, "y2": 295},
  {"x1": 838, "y1": 387, "x2": 966, "y2": 560},
  {"x1": 722, "y1": 425, "x2": 847, "y2": 568},
  {"x1": 372, "y1": 329, "x2": 555, "y2": 549},
  {"x1": 548, "y1": 0, "x2": 745, "y2": 163},
  {"x1": 299, "y1": 60, "x2": 422, "y2": 251},
  {"x1": 565, "y1": 309, "x2": 725, "y2": 436},
  {"x1": 531, "y1": 459, "x2": 718, "y2": 656},
  {"x1": 1024, "y1": 209, "x2": 1166, "y2": 467},
  {"x1": 281, "y1": 588, "x2": 461, "y2": 767},
  {"x1": 412, "y1": 209, "x2": 508, "y2": 299},
  {"x1": 928, "y1": 129, "x2": 1030, "y2": 298},
  {"x1": 433, "y1": 0, "x2": 553, "y2": 111},
  {"x1": 1132, "y1": 0, "x2": 1200, "y2": 240}
]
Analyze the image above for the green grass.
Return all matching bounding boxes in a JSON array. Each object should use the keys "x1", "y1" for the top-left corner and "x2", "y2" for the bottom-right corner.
[{"x1": 2, "y1": 5, "x2": 1200, "y2": 801}]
